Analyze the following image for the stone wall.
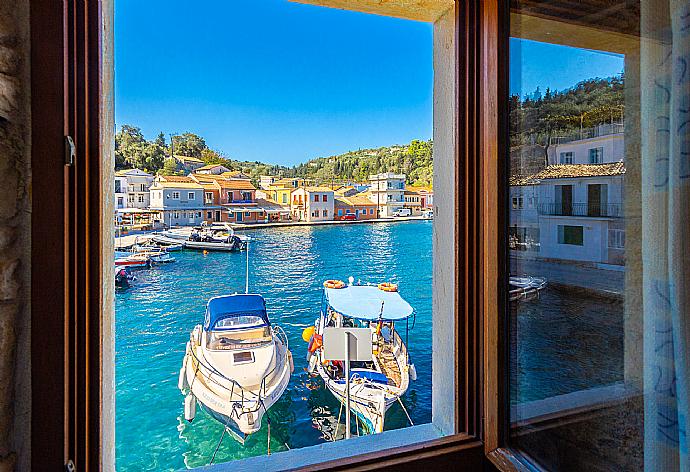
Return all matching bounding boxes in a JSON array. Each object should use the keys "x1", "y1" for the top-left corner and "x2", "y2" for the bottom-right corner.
[{"x1": 0, "y1": 0, "x2": 31, "y2": 470}]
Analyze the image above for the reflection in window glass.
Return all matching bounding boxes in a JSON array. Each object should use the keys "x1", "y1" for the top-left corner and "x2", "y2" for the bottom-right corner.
[{"x1": 509, "y1": 0, "x2": 690, "y2": 470}]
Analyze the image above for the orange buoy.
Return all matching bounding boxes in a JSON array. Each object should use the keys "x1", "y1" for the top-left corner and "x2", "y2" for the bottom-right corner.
[
  {"x1": 203, "y1": 250, "x2": 209, "y2": 255},
  {"x1": 378, "y1": 282, "x2": 398, "y2": 292},
  {"x1": 323, "y1": 279, "x2": 345, "y2": 289}
]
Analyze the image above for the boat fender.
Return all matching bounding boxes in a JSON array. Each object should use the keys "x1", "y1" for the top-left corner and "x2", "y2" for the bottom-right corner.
[
  {"x1": 288, "y1": 350, "x2": 294, "y2": 373},
  {"x1": 308, "y1": 334, "x2": 323, "y2": 353},
  {"x1": 308, "y1": 353, "x2": 317, "y2": 373},
  {"x1": 409, "y1": 363, "x2": 417, "y2": 381},
  {"x1": 184, "y1": 393, "x2": 196, "y2": 422},
  {"x1": 302, "y1": 325, "x2": 315, "y2": 343},
  {"x1": 178, "y1": 364, "x2": 188, "y2": 392}
]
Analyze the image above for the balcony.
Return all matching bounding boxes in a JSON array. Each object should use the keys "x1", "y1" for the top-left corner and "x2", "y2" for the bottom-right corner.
[{"x1": 538, "y1": 202, "x2": 622, "y2": 218}]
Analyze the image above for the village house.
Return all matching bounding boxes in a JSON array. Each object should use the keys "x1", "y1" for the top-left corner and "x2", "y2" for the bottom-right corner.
[
  {"x1": 334, "y1": 185, "x2": 359, "y2": 197},
  {"x1": 259, "y1": 175, "x2": 279, "y2": 189},
  {"x1": 221, "y1": 170, "x2": 252, "y2": 180},
  {"x1": 403, "y1": 189, "x2": 424, "y2": 216},
  {"x1": 114, "y1": 174, "x2": 128, "y2": 209},
  {"x1": 368, "y1": 172, "x2": 406, "y2": 217},
  {"x1": 149, "y1": 177, "x2": 205, "y2": 227},
  {"x1": 334, "y1": 194, "x2": 377, "y2": 220},
  {"x1": 115, "y1": 168, "x2": 154, "y2": 209},
  {"x1": 189, "y1": 174, "x2": 264, "y2": 223},
  {"x1": 171, "y1": 155, "x2": 205, "y2": 173},
  {"x1": 547, "y1": 122, "x2": 624, "y2": 165},
  {"x1": 407, "y1": 185, "x2": 433, "y2": 208},
  {"x1": 291, "y1": 187, "x2": 334, "y2": 222},
  {"x1": 193, "y1": 164, "x2": 231, "y2": 175}
]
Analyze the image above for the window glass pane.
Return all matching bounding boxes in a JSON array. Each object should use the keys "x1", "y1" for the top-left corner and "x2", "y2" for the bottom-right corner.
[
  {"x1": 508, "y1": 0, "x2": 690, "y2": 470},
  {"x1": 113, "y1": 2, "x2": 440, "y2": 469}
]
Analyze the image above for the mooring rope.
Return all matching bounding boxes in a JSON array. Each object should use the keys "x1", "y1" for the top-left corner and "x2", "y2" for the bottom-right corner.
[
  {"x1": 397, "y1": 396, "x2": 414, "y2": 426},
  {"x1": 209, "y1": 426, "x2": 227, "y2": 465}
]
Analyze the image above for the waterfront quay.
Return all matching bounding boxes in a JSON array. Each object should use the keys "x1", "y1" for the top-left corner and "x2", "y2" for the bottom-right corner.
[{"x1": 115, "y1": 215, "x2": 431, "y2": 247}]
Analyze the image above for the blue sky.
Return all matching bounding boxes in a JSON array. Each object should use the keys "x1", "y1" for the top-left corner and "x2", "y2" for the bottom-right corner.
[{"x1": 115, "y1": 1, "x2": 624, "y2": 166}]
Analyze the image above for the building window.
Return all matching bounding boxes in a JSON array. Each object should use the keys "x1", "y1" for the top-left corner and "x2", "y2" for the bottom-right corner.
[
  {"x1": 323, "y1": 194, "x2": 328, "y2": 202},
  {"x1": 173, "y1": 212, "x2": 179, "y2": 219},
  {"x1": 282, "y1": 194, "x2": 287, "y2": 204},
  {"x1": 608, "y1": 229, "x2": 625, "y2": 249},
  {"x1": 589, "y1": 147, "x2": 603, "y2": 164},
  {"x1": 338, "y1": 209, "x2": 343, "y2": 216},
  {"x1": 205, "y1": 192, "x2": 213, "y2": 204},
  {"x1": 138, "y1": 195, "x2": 144, "y2": 203},
  {"x1": 512, "y1": 196, "x2": 524, "y2": 209},
  {"x1": 559, "y1": 151, "x2": 573, "y2": 164},
  {"x1": 115, "y1": 180, "x2": 122, "y2": 193},
  {"x1": 314, "y1": 194, "x2": 320, "y2": 202},
  {"x1": 557, "y1": 225, "x2": 584, "y2": 246},
  {"x1": 227, "y1": 192, "x2": 233, "y2": 201},
  {"x1": 196, "y1": 211, "x2": 202, "y2": 218},
  {"x1": 117, "y1": 197, "x2": 123, "y2": 206},
  {"x1": 322, "y1": 210, "x2": 328, "y2": 217},
  {"x1": 206, "y1": 211, "x2": 212, "y2": 219},
  {"x1": 172, "y1": 191, "x2": 180, "y2": 199},
  {"x1": 245, "y1": 212, "x2": 250, "y2": 217},
  {"x1": 140, "y1": 183, "x2": 146, "y2": 192},
  {"x1": 370, "y1": 209, "x2": 374, "y2": 215},
  {"x1": 188, "y1": 192, "x2": 195, "y2": 200}
]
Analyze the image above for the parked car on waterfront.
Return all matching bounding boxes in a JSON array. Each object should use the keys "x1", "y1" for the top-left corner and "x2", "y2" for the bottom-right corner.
[
  {"x1": 392, "y1": 208, "x2": 412, "y2": 217},
  {"x1": 341, "y1": 213, "x2": 357, "y2": 221}
]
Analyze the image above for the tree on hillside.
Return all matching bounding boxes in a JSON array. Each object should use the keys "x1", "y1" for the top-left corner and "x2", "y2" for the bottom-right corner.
[
  {"x1": 161, "y1": 158, "x2": 181, "y2": 176},
  {"x1": 172, "y1": 132, "x2": 206, "y2": 157}
]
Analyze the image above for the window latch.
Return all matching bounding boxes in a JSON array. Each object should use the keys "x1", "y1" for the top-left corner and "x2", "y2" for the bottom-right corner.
[
  {"x1": 64, "y1": 135, "x2": 76, "y2": 166},
  {"x1": 65, "y1": 459, "x2": 76, "y2": 472}
]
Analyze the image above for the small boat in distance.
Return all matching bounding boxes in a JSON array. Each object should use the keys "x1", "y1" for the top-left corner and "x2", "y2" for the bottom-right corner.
[
  {"x1": 304, "y1": 279, "x2": 417, "y2": 435},
  {"x1": 115, "y1": 266, "x2": 135, "y2": 289},
  {"x1": 179, "y1": 294, "x2": 293, "y2": 443},
  {"x1": 152, "y1": 223, "x2": 248, "y2": 252}
]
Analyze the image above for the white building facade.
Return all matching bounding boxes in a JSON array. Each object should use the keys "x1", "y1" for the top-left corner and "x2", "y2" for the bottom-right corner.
[
  {"x1": 116, "y1": 169, "x2": 154, "y2": 209},
  {"x1": 149, "y1": 180, "x2": 206, "y2": 227},
  {"x1": 368, "y1": 172, "x2": 405, "y2": 217},
  {"x1": 547, "y1": 123, "x2": 624, "y2": 165},
  {"x1": 114, "y1": 175, "x2": 128, "y2": 210},
  {"x1": 290, "y1": 187, "x2": 334, "y2": 222}
]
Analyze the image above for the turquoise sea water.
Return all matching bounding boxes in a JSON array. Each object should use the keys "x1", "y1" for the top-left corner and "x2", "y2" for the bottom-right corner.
[{"x1": 115, "y1": 221, "x2": 433, "y2": 471}]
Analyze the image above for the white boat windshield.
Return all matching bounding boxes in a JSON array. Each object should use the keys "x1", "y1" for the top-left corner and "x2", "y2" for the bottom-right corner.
[{"x1": 206, "y1": 324, "x2": 272, "y2": 350}]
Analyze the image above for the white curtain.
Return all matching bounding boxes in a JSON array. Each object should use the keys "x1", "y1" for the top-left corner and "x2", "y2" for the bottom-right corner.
[{"x1": 642, "y1": 0, "x2": 690, "y2": 469}]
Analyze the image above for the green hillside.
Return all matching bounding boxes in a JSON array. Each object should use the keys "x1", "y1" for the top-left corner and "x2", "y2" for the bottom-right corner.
[{"x1": 115, "y1": 127, "x2": 433, "y2": 186}]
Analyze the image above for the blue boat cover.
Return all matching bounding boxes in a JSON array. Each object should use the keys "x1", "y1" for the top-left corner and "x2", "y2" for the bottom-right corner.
[
  {"x1": 324, "y1": 285, "x2": 413, "y2": 321},
  {"x1": 204, "y1": 294, "x2": 269, "y2": 331},
  {"x1": 334, "y1": 369, "x2": 389, "y2": 385}
]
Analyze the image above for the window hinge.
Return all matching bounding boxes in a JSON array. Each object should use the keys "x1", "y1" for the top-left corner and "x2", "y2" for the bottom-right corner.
[
  {"x1": 65, "y1": 459, "x2": 76, "y2": 472},
  {"x1": 64, "y1": 135, "x2": 76, "y2": 166}
]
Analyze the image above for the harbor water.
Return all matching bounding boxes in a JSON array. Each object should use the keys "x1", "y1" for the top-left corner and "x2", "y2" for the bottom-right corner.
[{"x1": 115, "y1": 220, "x2": 433, "y2": 470}]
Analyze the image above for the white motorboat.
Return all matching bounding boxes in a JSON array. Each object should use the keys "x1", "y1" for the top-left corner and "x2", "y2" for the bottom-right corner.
[
  {"x1": 131, "y1": 245, "x2": 176, "y2": 263},
  {"x1": 509, "y1": 275, "x2": 547, "y2": 302},
  {"x1": 153, "y1": 225, "x2": 248, "y2": 252},
  {"x1": 114, "y1": 251, "x2": 150, "y2": 269},
  {"x1": 179, "y1": 294, "x2": 293, "y2": 443},
  {"x1": 304, "y1": 280, "x2": 417, "y2": 435}
]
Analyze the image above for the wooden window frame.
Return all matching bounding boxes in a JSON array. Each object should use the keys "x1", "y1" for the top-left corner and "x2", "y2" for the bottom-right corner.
[{"x1": 28, "y1": 0, "x2": 526, "y2": 470}]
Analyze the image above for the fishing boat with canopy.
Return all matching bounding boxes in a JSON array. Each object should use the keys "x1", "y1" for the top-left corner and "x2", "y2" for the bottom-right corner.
[
  {"x1": 178, "y1": 294, "x2": 293, "y2": 443},
  {"x1": 304, "y1": 278, "x2": 417, "y2": 435}
]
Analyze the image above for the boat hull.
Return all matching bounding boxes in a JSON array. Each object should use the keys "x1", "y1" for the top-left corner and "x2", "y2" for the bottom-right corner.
[{"x1": 180, "y1": 330, "x2": 292, "y2": 437}]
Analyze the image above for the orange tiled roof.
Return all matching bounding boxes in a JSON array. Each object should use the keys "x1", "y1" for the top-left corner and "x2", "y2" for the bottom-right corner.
[
  {"x1": 510, "y1": 162, "x2": 626, "y2": 186},
  {"x1": 215, "y1": 179, "x2": 256, "y2": 190},
  {"x1": 157, "y1": 175, "x2": 194, "y2": 182}
]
